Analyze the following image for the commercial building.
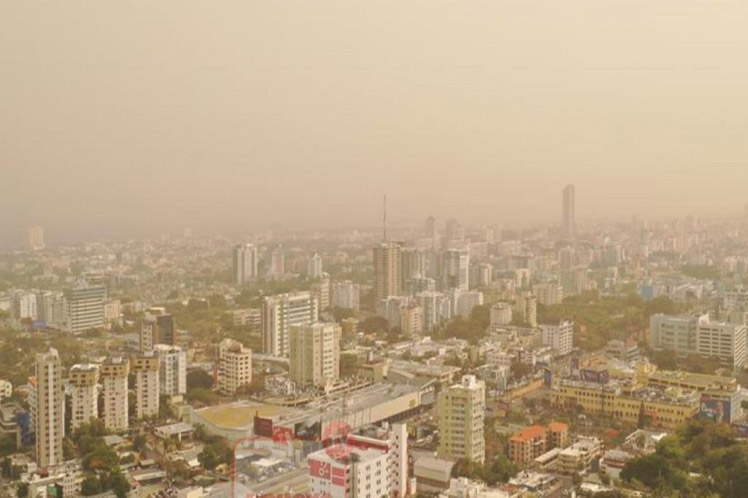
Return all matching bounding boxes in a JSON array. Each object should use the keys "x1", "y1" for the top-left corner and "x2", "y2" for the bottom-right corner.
[
  {"x1": 437, "y1": 375, "x2": 485, "y2": 463},
  {"x1": 308, "y1": 253, "x2": 323, "y2": 279},
  {"x1": 308, "y1": 423, "x2": 408, "y2": 498},
  {"x1": 289, "y1": 323, "x2": 340, "y2": 389},
  {"x1": 233, "y1": 243, "x2": 259, "y2": 284},
  {"x1": 373, "y1": 242, "x2": 403, "y2": 303},
  {"x1": 141, "y1": 307, "x2": 176, "y2": 351},
  {"x1": 541, "y1": 320, "x2": 573, "y2": 356},
  {"x1": 218, "y1": 338, "x2": 252, "y2": 396},
  {"x1": 154, "y1": 344, "x2": 187, "y2": 396},
  {"x1": 63, "y1": 285, "x2": 107, "y2": 334},
  {"x1": 649, "y1": 313, "x2": 747, "y2": 369},
  {"x1": 100, "y1": 357, "x2": 129, "y2": 431},
  {"x1": 262, "y1": 292, "x2": 319, "y2": 357},
  {"x1": 132, "y1": 354, "x2": 160, "y2": 419},
  {"x1": 68, "y1": 364, "x2": 99, "y2": 432},
  {"x1": 35, "y1": 349, "x2": 64, "y2": 468}
]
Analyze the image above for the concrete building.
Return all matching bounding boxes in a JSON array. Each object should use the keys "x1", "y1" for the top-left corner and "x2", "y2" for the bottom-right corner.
[
  {"x1": 443, "y1": 249, "x2": 469, "y2": 291},
  {"x1": 218, "y1": 338, "x2": 252, "y2": 396},
  {"x1": 533, "y1": 283, "x2": 564, "y2": 306},
  {"x1": 154, "y1": 344, "x2": 187, "y2": 396},
  {"x1": 562, "y1": 184, "x2": 575, "y2": 236},
  {"x1": 269, "y1": 244, "x2": 285, "y2": 280},
  {"x1": 37, "y1": 291, "x2": 66, "y2": 328},
  {"x1": 35, "y1": 349, "x2": 64, "y2": 468},
  {"x1": 401, "y1": 247, "x2": 427, "y2": 290},
  {"x1": 290, "y1": 323, "x2": 340, "y2": 389},
  {"x1": 649, "y1": 313, "x2": 747, "y2": 369},
  {"x1": 132, "y1": 354, "x2": 160, "y2": 419},
  {"x1": 27, "y1": 225, "x2": 45, "y2": 251},
  {"x1": 557, "y1": 437, "x2": 603, "y2": 475},
  {"x1": 308, "y1": 253, "x2": 323, "y2": 279},
  {"x1": 438, "y1": 375, "x2": 485, "y2": 464},
  {"x1": 262, "y1": 292, "x2": 319, "y2": 357},
  {"x1": 0, "y1": 380, "x2": 11, "y2": 399},
  {"x1": 514, "y1": 293, "x2": 537, "y2": 328},
  {"x1": 417, "y1": 291, "x2": 451, "y2": 332},
  {"x1": 541, "y1": 320, "x2": 573, "y2": 356},
  {"x1": 508, "y1": 422, "x2": 569, "y2": 465},
  {"x1": 373, "y1": 242, "x2": 402, "y2": 303},
  {"x1": 490, "y1": 302, "x2": 513, "y2": 329},
  {"x1": 457, "y1": 290, "x2": 483, "y2": 318},
  {"x1": 308, "y1": 423, "x2": 408, "y2": 498},
  {"x1": 400, "y1": 304, "x2": 424, "y2": 336},
  {"x1": 311, "y1": 277, "x2": 332, "y2": 311},
  {"x1": 63, "y1": 285, "x2": 106, "y2": 334},
  {"x1": 68, "y1": 364, "x2": 99, "y2": 432},
  {"x1": 233, "y1": 243, "x2": 259, "y2": 285},
  {"x1": 100, "y1": 357, "x2": 129, "y2": 431},
  {"x1": 332, "y1": 281, "x2": 360, "y2": 311},
  {"x1": 140, "y1": 307, "x2": 176, "y2": 352}
]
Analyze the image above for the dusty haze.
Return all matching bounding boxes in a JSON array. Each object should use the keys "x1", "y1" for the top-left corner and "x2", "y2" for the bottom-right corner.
[{"x1": 2, "y1": 0, "x2": 748, "y2": 246}]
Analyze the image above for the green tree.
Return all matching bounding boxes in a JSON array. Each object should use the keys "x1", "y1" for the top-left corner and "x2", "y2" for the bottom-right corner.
[
  {"x1": 187, "y1": 369, "x2": 215, "y2": 390},
  {"x1": 80, "y1": 476, "x2": 102, "y2": 496}
]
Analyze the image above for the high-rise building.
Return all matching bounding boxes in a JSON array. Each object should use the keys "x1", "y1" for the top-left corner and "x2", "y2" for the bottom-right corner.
[
  {"x1": 308, "y1": 423, "x2": 408, "y2": 498},
  {"x1": 289, "y1": 323, "x2": 341, "y2": 389},
  {"x1": 233, "y1": 244, "x2": 259, "y2": 285},
  {"x1": 308, "y1": 253, "x2": 323, "y2": 279},
  {"x1": 140, "y1": 307, "x2": 175, "y2": 352},
  {"x1": 68, "y1": 364, "x2": 99, "y2": 432},
  {"x1": 262, "y1": 292, "x2": 319, "y2": 357},
  {"x1": 99, "y1": 357, "x2": 129, "y2": 431},
  {"x1": 311, "y1": 277, "x2": 332, "y2": 311},
  {"x1": 562, "y1": 184, "x2": 576, "y2": 236},
  {"x1": 373, "y1": 242, "x2": 402, "y2": 304},
  {"x1": 541, "y1": 320, "x2": 574, "y2": 356},
  {"x1": 425, "y1": 216, "x2": 436, "y2": 240},
  {"x1": 399, "y1": 304, "x2": 424, "y2": 336},
  {"x1": 37, "y1": 291, "x2": 66, "y2": 328},
  {"x1": 270, "y1": 245, "x2": 285, "y2": 280},
  {"x1": 438, "y1": 375, "x2": 485, "y2": 463},
  {"x1": 457, "y1": 290, "x2": 484, "y2": 318},
  {"x1": 533, "y1": 283, "x2": 564, "y2": 306},
  {"x1": 417, "y1": 291, "x2": 451, "y2": 332},
  {"x1": 63, "y1": 285, "x2": 106, "y2": 334},
  {"x1": 478, "y1": 263, "x2": 493, "y2": 287},
  {"x1": 332, "y1": 281, "x2": 360, "y2": 311},
  {"x1": 27, "y1": 225, "x2": 45, "y2": 251},
  {"x1": 218, "y1": 338, "x2": 252, "y2": 396},
  {"x1": 400, "y1": 247, "x2": 426, "y2": 290},
  {"x1": 490, "y1": 302, "x2": 513, "y2": 329},
  {"x1": 442, "y1": 249, "x2": 469, "y2": 291},
  {"x1": 35, "y1": 349, "x2": 64, "y2": 468},
  {"x1": 153, "y1": 344, "x2": 187, "y2": 396},
  {"x1": 514, "y1": 293, "x2": 537, "y2": 327},
  {"x1": 13, "y1": 292, "x2": 38, "y2": 320},
  {"x1": 132, "y1": 354, "x2": 160, "y2": 420}
]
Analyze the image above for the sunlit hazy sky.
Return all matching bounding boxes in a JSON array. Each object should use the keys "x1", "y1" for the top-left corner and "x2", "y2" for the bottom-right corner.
[{"x1": 2, "y1": 1, "x2": 748, "y2": 246}]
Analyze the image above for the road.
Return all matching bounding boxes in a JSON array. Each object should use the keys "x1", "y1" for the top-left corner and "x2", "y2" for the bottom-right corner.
[{"x1": 246, "y1": 467, "x2": 309, "y2": 496}]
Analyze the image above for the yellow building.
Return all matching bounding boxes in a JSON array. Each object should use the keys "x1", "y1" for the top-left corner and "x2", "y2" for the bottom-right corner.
[{"x1": 553, "y1": 379, "x2": 699, "y2": 431}]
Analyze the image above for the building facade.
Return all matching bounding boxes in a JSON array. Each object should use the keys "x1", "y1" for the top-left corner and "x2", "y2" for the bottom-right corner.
[
  {"x1": 262, "y1": 292, "x2": 319, "y2": 357},
  {"x1": 35, "y1": 349, "x2": 64, "y2": 468},
  {"x1": 100, "y1": 357, "x2": 129, "y2": 431},
  {"x1": 218, "y1": 338, "x2": 253, "y2": 396},
  {"x1": 289, "y1": 323, "x2": 341, "y2": 389},
  {"x1": 437, "y1": 375, "x2": 485, "y2": 464}
]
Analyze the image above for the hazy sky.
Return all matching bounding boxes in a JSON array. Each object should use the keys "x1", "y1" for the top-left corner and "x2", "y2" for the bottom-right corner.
[{"x1": 2, "y1": 1, "x2": 748, "y2": 245}]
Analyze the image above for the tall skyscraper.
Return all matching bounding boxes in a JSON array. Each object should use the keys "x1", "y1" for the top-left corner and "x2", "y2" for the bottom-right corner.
[
  {"x1": 438, "y1": 375, "x2": 485, "y2": 463},
  {"x1": 35, "y1": 349, "x2": 64, "y2": 468},
  {"x1": 218, "y1": 338, "x2": 252, "y2": 395},
  {"x1": 131, "y1": 354, "x2": 160, "y2": 420},
  {"x1": 373, "y1": 242, "x2": 402, "y2": 304},
  {"x1": 233, "y1": 244, "x2": 258, "y2": 285},
  {"x1": 400, "y1": 247, "x2": 426, "y2": 290},
  {"x1": 261, "y1": 292, "x2": 319, "y2": 357},
  {"x1": 289, "y1": 323, "x2": 341, "y2": 389},
  {"x1": 332, "y1": 281, "x2": 360, "y2": 311},
  {"x1": 27, "y1": 225, "x2": 45, "y2": 251},
  {"x1": 562, "y1": 184, "x2": 576, "y2": 235},
  {"x1": 154, "y1": 344, "x2": 187, "y2": 396},
  {"x1": 307, "y1": 253, "x2": 323, "y2": 279},
  {"x1": 68, "y1": 364, "x2": 99, "y2": 432},
  {"x1": 99, "y1": 357, "x2": 129, "y2": 432},
  {"x1": 63, "y1": 285, "x2": 107, "y2": 334},
  {"x1": 140, "y1": 307, "x2": 175, "y2": 352}
]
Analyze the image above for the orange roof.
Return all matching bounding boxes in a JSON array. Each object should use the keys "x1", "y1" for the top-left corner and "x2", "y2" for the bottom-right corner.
[
  {"x1": 548, "y1": 422, "x2": 568, "y2": 432},
  {"x1": 510, "y1": 425, "x2": 546, "y2": 442}
]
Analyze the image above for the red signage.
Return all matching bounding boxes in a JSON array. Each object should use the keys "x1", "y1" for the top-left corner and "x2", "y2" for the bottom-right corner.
[{"x1": 309, "y1": 459, "x2": 331, "y2": 481}]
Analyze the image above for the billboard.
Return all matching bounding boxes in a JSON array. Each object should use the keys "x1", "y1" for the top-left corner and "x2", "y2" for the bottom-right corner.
[
  {"x1": 253, "y1": 416, "x2": 273, "y2": 438},
  {"x1": 580, "y1": 368, "x2": 609, "y2": 384},
  {"x1": 309, "y1": 458, "x2": 331, "y2": 481},
  {"x1": 700, "y1": 396, "x2": 731, "y2": 424}
]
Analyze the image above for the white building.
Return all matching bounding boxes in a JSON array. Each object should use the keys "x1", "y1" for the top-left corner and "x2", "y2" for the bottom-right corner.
[
  {"x1": 333, "y1": 281, "x2": 360, "y2": 311},
  {"x1": 27, "y1": 225, "x2": 46, "y2": 251},
  {"x1": 154, "y1": 344, "x2": 187, "y2": 396},
  {"x1": 14, "y1": 292, "x2": 38, "y2": 320},
  {"x1": 218, "y1": 338, "x2": 252, "y2": 396},
  {"x1": 457, "y1": 290, "x2": 483, "y2": 318},
  {"x1": 68, "y1": 364, "x2": 99, "y2": 431},
  {"x1": 541, "y1": 320, "x2": 574, "y2": 356},
  {"x1": 290, "y1": 323, "x2": 341, "y2": 389},
  {"x1": 443, "y1": 249, "x2": 470, "y2": 291},
  {"x1": 532, "y1": 283, "x2": 564, "y2": 306},
  {"x1": 63, "y1": 285, "x2": 106, "y2": 334},
  {"x1": 417, "y1": 291, "x2": 451, "y2": 332},
  {"x1": 262, "y1": 292, "x2": 319, "y2": 357},
  {"x1": 490, "y1": 302, "x2": 513, "y2": 329},
  {"x1": 233, "y1": 243, "x2": 259, "y2": 285},
  {"x1": 35, "y1": 349, "x2": 64, "y2": 468},
  {"x1": 100, "y1": 357, "x2": 129, "y2": 431},
  {"x1": 132, "y1": 354, "x2": 160, "y2": 420},
  {"x1": 308, "y1": 253, "x2": 323, "y2": 279},
  {"x1": 308, "y1": 423, "x2": 408, "y2": 498}
]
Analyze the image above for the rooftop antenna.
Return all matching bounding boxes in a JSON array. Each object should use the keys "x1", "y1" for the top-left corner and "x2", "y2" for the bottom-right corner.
[{"x1": 383, "y1": 194, "x2": 387, "y2": 242}]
